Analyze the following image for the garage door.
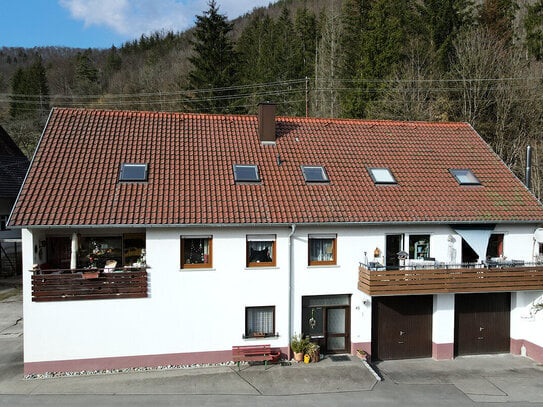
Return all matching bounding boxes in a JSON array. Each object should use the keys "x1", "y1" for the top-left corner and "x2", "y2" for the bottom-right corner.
[
  {"x1": 372, "y1": 295, "x2": 433, "y2": 360},
  {"x1": 455, "y1": 293, "x2": 510, "y2": 356}
]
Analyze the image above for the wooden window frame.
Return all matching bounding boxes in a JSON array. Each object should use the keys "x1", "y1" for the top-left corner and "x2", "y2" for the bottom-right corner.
[
  {"x1": 245, "y1": 306, "x2": 276, "y2": 338},
  {"x1": 181, "y1": 236, "x2": 213, "y2": 269},
  {"x1": 246, "y1": 235, "x2": 276, "y2": 268},
  {"x1": 308, "y1": 236, "x2": 337, "y2": 266}
]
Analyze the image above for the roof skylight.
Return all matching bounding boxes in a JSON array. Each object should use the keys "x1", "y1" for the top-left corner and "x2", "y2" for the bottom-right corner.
[
  {"x1": 367, "y1": 167, "x2": 397, "y2": 184},
  {"x1": 301, "y1": 165, "x2": 329, "y2": 183},
  {"x1": 234, "y1": 164, "x2": 260, "y2": 182},
  {"x1": 450, "y1": 169, "x2": 480, "y2": 185},
  {"x1": 119, "y1": 163, "x2": 148, "y2": 182}
]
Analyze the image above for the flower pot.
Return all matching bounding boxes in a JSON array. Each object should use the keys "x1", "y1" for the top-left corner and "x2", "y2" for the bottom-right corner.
[
  {"x1": 270, "y1": 351, "x2": 280, "y2": 363},
  {"x1": 356, "y1": 350, "x2": 368, "y2": 361},
  {"x1": 294, "y1": 352, "x2": 304, "y2": 362},
  {"x1": 304, "y1": 354, "x2": 311, "y2": 364},
  {"x1": 81, "y1": 271, "x2": 100, "y2": 279}
]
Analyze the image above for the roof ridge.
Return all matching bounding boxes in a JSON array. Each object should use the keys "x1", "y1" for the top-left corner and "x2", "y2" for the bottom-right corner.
[{"x1": 53, "y1": 107, "x2": 468, "y2": 127}]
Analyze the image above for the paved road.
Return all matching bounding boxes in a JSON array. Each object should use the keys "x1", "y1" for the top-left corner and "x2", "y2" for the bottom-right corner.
[{"x1": 1, "y1": 292, "x2": 543, "y2": 406}]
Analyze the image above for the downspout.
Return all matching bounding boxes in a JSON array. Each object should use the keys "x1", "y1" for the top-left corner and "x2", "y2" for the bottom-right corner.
[{"x1": 288, "y1": 224, "x2": 296, "y2": 360}]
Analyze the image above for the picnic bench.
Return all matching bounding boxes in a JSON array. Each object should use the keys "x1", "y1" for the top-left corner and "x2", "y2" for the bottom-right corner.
[{"x1": 232, "y1": 345, "x2": 274, "y2": 370}]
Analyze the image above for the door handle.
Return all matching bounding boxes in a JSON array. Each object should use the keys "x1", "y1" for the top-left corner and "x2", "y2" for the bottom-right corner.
[
  {"x1": 479, "y1": 327, "x2": 484, "y2": 332},
  {"x1": 399, "y1": 330, "x2": 405, "y2": 336}
]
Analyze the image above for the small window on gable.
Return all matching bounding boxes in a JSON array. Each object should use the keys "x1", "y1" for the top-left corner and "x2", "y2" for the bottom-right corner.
[
  {"x1": 301, "y1": 165, "x2": 329, "y2": 183},
  {"x1": 450, "y1": 169, "x2": 480, "y2": 185},
  {"x1": 368, "y1": 167, "x2": 397, "y2": 184},
  {"x1": 120, "y1": 163, "x2": 148, "y2": 182},
  {"x1": 234, "y1": 164, "x2": 260, "y2": 182}
]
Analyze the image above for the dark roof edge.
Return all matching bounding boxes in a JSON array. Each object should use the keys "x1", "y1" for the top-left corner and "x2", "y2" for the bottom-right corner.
[
  {"x1": 10, "y1": 220, "x2": 543, "y2": 229},
  {"x1": 7, "y1": 108, "x2": 55, "y2": 228}
]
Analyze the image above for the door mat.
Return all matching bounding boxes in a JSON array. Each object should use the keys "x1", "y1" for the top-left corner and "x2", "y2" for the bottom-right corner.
[{"x1": 329, "y1": 355, "x2": 351, "y2": 362}]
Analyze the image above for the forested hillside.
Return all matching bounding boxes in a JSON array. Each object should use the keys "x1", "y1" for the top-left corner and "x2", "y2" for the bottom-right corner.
[{"x1": 2, "y1": 0, "x2": 543, "y2": 198}]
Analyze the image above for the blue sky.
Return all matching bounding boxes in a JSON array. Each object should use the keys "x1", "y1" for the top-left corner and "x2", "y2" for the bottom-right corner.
[{"x1": 1, "y1": 0, "x2": 271, "y2": 49}]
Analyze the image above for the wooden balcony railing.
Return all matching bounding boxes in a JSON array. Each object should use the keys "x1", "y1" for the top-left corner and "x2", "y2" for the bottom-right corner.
[
  {"x1": 31, "y1": 268, "x2": 148, "y2": 302},
  {"x1": 358, "y1": 263, "x2": 543, "y2": 296}
]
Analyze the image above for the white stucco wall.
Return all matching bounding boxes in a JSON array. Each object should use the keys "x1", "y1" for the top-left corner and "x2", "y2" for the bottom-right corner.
[
  {"x1": 511, "y1": 291, "x2": 543, "y2": 349},
  {"x1": 22, "y1": 222, "x2": 543, "y2": 365}
]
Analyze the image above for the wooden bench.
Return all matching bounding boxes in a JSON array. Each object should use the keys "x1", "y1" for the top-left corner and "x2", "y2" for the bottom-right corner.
[{"x1": 232, "y1": 345, "x2": 273, "y2": 370}]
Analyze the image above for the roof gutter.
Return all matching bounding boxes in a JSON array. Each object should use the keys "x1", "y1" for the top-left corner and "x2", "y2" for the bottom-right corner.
[{"x1": 10, "y1": 219, "x2": 543, "y2": 229}]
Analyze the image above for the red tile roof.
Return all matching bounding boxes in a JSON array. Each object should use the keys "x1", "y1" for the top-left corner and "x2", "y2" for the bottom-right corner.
[{"x1": 9, "y1": 107, "x2": 543, "y2": 226}]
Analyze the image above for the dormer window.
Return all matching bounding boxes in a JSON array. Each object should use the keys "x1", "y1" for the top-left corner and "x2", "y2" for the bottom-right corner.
[
  {"x1": 367, "y1": 167, "x2": 397, "y2": 185},
  {"x1": 301, "y1": 165, "x2": 329, "y2": 183},
  {"x1": 234, "y1": 164, "x2": 260, "y2": 182},
  {"x1": 119, "y1": 163, "x2": 148, "y2": 182},
  {"x1": 450, "y1": 169, "x2": 480, "y2": 185}
]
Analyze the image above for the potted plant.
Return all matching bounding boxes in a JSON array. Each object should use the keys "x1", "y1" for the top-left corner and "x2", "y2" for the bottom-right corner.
[
  {"x1": 356, "y1": 349, "x2": 368, "y2": 361},
  {"x1": 306, "y1": 342, "x2": 320, "y2": 363},
  {"x1": 290, "y1": 333, "x2": 309, "y2": 362}
]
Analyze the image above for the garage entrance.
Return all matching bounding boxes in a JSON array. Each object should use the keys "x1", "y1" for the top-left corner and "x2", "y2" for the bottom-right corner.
[
  {"x1": 454, "y1": 292, "x2": 510, "y2": 356},
  {"x1": 372, "y1": 295, "x2": 433, "y2": 360}
]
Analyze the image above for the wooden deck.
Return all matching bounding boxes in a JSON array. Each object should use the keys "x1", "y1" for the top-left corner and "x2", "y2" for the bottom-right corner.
[
  {"x1": 31, "y1": 269, "x2": 148, "y2": 302},
  {"x1": 358, "y1": 264, "x2": 543, "y2": 296}
]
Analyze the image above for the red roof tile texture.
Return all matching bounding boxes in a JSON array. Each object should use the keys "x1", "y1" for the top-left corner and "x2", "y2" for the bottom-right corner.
[{"x1": 9, "y1": 107, "x2": 543, "y2": 226}]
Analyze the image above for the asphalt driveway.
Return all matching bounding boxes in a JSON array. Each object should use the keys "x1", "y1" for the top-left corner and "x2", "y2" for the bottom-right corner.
[{"x1": 2, "y1": 290, "x2": 543, "y2": 406}]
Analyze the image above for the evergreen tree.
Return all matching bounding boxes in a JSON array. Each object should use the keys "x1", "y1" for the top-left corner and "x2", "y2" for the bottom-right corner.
[
  {"x1": 74, "y1": 49, "x2": 100, "y2": 95},
  {"x1": 188, "y1": 0, "x2": 238, "y2": 113},
  {"x1": 9, "y1": 57, "x2": 49, "y2": 120},
  {"x1": 524, "y1": 0, "x2": 543, "y2": 60},
  {"x1": 417, "y1": 0, "x2": 473, "y2": 73},
  {"x1": 339, "y1": 0, "x2": 372, "y2": 118},
  {"x1": 343, "y1": 0, "x2": 416, "y2": 118},
  {"x1": 477, "y1": 0, "x2": 518, "y2": 44}
]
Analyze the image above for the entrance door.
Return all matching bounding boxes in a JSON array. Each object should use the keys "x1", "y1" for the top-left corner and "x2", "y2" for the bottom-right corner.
[
  {"x1": 46, "y1": 237, "x2": 71, "y2": 269},
  {"x1": 372, "y1": 295, "x2": 433, "y2": 360},
  {"x1": 455, "y1": 293, "x2": 510, "y2": 356},
  {"x1": 326, "y1": 307, "x2": 349, "y2": 353},
  {"x1": 302, "y1": 295, "x2": 350, "y2": 354},
  {"x1": 386, "y1": 234, "x2": 403, "y2": 269}
]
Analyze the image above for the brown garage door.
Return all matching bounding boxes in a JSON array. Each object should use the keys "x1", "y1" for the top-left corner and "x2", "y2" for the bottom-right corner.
[
  {"x1": 455, "y1": 293, "x2": 510, "y2": 356},
  {"x1": 372, "y1": 295, "x2": 433, "y2": 360}
]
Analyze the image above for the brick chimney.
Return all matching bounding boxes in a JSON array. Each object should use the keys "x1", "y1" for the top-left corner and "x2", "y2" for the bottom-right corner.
[{"x1": 258, "y1": 102, "x2": 276, "y2": 143}]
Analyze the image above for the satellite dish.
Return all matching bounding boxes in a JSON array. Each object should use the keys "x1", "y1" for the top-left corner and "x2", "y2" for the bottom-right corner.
[{"x1": 535, "y1": 229, "x2": 543, "y2": 243}]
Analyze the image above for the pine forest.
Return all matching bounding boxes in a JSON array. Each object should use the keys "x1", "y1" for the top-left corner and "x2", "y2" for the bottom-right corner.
[{"x1": 2, "y1": 0, "x2": 543, "y2": 198}]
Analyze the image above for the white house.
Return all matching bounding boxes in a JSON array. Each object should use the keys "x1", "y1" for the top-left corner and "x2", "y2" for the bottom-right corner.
[{"x1": 9, "y1": 104, "x2": 543, "y2": 374}]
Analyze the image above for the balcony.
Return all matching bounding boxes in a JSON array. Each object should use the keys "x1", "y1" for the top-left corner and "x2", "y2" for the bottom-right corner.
[
  {"x1": 358, "y1": 261, "x2": 543, "y2": 296},
  {"x1": 31, "y1": 267, "x2": 148, "y2": 302}
]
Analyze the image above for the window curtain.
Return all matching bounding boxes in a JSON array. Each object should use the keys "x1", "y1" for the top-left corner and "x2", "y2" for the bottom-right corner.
[
  {"x1": 248, "y1": 241, "x2": 273, "y2": 262},
  {"x1": 247, "y1": 307, "x2": 273, "y2": 334},
  {"x1": 310, "y1": 239, "x2": 334, "y2": 261}
]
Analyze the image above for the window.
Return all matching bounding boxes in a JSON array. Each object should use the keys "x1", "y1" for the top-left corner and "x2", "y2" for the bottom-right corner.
[
  {"x1": 247, "y1": 234, "x2": 276, "y2": 267},
  {"x1": 245, "y1": 306, "x2": 275, "y2": 338},
  {"x1": 233, "y1": 164, "x2": 260, "y2": 182},
  {"x1": 486, "y1": 234, "x2": 504, "y2": 259},
  {"x1": 367, "y1": 167, "x2": 397, "y2": 184},
  {"x1": 181, "y1": 236, "x2": 212, "y2": 268},
  {"x1": 450, "y1": 169, "x2": 480, "y2": 185},
  {"x1": 301, "y1": 165, "x2": 329, "y2": 183},
  {"x1": 119, "y1": 163, "x2": 148, "y2": 181},
  {"x1": 308, "y1": 234, "x2": 337, "y2": 265},
  {"x1": 409, "y1": 234, "x2": 430, "y2": 260}
]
